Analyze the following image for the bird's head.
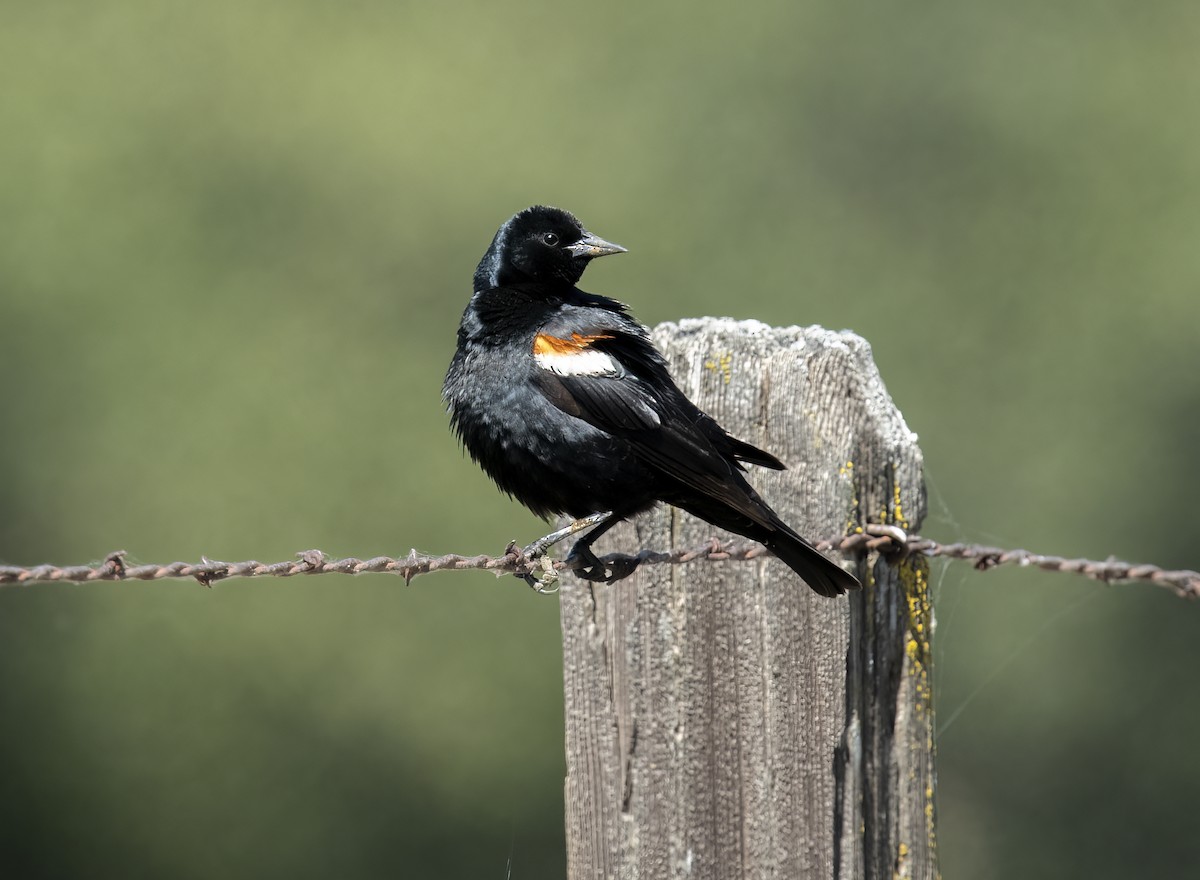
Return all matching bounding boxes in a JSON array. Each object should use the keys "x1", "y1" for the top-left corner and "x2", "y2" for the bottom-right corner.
[{"x1": 474, "y1": 205, "x2": 627, "y2": 291}]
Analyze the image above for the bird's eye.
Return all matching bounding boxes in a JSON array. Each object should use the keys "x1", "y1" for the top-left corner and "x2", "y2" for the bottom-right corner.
[{"x1": 542, "y1": 232, "x2": 560, "y2": 246}]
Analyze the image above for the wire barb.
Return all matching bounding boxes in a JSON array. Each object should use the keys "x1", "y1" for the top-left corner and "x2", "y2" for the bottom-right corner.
[{"x1": 0, "y1": 527, "x2": 1196, "y2": 599}]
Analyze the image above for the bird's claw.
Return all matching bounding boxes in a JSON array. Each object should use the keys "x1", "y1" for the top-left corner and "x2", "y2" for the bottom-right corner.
[
  {"x1": 566, "y1": 543, "x2": 641, "y2": 584},
  {"x1": 510, "y1": 526, "x2": 640, "y2": 589},
  {"x1": 508, "y1": 552, "x2": 559, "y2": 593}
]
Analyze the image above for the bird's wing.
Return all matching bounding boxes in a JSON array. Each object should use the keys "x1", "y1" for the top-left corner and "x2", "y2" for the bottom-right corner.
[
  {"x1": 530, "y1": 318, "x2": 779, "y2": 527},
  {"x1": 529, "y1": 326, "x2": 662, "y2": 430}
]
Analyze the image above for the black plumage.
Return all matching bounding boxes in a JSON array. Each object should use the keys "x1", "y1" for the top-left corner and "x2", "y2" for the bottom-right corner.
[{"x1": 442, "y1": 206, "x2": 860, "y2": 597}]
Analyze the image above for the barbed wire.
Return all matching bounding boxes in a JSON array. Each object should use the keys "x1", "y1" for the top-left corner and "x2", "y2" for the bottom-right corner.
[{"x1": 1, "y1": 525, "x2": 1196, "y2": 599}]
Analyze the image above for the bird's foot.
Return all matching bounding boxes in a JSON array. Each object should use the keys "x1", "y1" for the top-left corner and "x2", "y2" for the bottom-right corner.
[
  {"x1": 524, "y1": 555, "x2": 560, "y2": 593},
  {"x1": 520, "y1": 511, "x2": 613, "y2": 560},
  {"x1": 509, "y1": 512, "x2": 625, "y2": 590},
  {"x1": 506, "y1": 540, "x2": 560, "y2": 593},
  {"x1": 509, "y1": 512, "x2": 617, "y2": 591},
  {"x1": 565, "y1": 542, "x2": 641, "y2": 584}
]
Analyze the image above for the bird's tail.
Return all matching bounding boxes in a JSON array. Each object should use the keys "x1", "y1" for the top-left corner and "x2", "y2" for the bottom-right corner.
[{"x1": 762, "y1": 524, "x2": 861, "y2": 597}]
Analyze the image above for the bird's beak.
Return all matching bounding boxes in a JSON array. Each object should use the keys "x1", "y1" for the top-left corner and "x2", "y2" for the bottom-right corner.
[{"x1": 566, "y1": 232, "x2": 628, "y2": 258}]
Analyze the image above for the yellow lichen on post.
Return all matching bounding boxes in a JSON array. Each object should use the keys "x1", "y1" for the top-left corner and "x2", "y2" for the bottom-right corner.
[
  {"x1": 893, "y1": 479, "x2": 910, "y2": 530},
  {"x1": 840, "y1": 460, "x2": 862, "y2": 535},
  {"x1": 900, "y1": 558, "x2": 933, "y2": 716},
  {"x1": 895, "y1": 841, "x2": 910, "y2": 880},
  {"x1": 900, "y1": 554, "x2": 939, "y2": 878},
  {"x1": 702, "y1": 351, "x2": 733, "y2": 384},
  {"x1": 924, "y1": 786, "x2": 940, "y2": 880}
]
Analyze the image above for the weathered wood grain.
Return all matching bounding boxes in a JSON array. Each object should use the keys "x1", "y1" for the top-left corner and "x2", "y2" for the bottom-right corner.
[{"x1": 560, "y1": 318, "x2": 933, "y2": 880}]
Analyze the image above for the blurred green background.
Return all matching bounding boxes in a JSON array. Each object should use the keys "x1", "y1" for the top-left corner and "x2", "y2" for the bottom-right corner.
[{"x1": 2, "y1": 2, "x2": 1198, "y2": 878}]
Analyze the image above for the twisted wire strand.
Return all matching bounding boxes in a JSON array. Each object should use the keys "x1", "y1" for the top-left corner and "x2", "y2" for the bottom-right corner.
[{"x1": 2, "y1": 526, "x2": 1196, "y2": 599}]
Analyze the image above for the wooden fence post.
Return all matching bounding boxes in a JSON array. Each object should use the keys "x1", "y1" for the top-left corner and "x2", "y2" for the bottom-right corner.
[{"x1": 559, "y1": 318, "x2": 934, "y2": 880}]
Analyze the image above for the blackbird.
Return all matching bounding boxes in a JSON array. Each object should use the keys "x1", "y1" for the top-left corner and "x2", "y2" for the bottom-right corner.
[{"x1": 442, "y1": 206, "x2": 860, "y2": 596}]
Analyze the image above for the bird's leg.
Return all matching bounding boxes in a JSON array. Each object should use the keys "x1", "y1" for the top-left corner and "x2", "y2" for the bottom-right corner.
[
  {"x1": 516, "y1": 511, "x2": 641, "y2": 586},
  {"x1": 563, "y1": 515, "x2": 641, "y2": 584},
  {"x1": 513, "y1": 511, "x2": 615, "y2": 591},
  {"x1": 563, "y1": 513, "x2": 619, "y2": 572},
  {"x1": 521, "y1": 511, "x2": 614, "y2": 560}
]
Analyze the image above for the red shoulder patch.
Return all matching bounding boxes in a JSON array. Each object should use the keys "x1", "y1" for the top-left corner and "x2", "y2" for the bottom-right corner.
[{"x1": 532, "y1": 332, "x2": 613, "y2": 356}]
